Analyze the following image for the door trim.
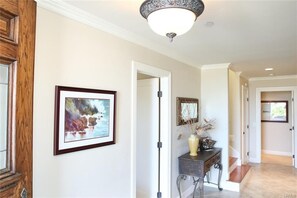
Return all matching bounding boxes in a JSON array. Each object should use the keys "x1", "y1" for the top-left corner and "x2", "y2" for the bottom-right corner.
[
  {"x1": 241, "y1": 84, "x2": 249, "y2": 164},
  {"x1": 0, "y1": 0, "x2": 36, "y2": 196},
  {"x1": 255, "y1": 86, "x2": 297, "y2": 168},
  {"x1": 131, "y1": 61, "x2": 171, "y2": 197}
]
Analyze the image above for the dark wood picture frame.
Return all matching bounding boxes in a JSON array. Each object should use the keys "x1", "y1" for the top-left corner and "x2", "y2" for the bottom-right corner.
[
  {"x1": 54, "y1": 86, "x2": 116, "y2": 155},
  {"x1": 261, "y1": 100, "x2": 288, "y2": 123},
  {"x1": 176, "y1": 97, "x2": 199, "y2": 126}
]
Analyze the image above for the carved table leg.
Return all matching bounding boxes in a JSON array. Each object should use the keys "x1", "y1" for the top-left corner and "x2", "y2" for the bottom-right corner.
[
  {"x1": 176, "y1": 174, "x2": 187, "y2": 198},
  {"x1": 214, "y1": 163, "x2": 223, "y2": 191},
  {"x1": 206, "y1": 172, "x2": 210, "y2": 183},
  {"x1": 198, "y1": 176, "x2": 204, "y2": 197},
  {"x1": 192, "y1": 177, "x2": 199, "y2": 198}
]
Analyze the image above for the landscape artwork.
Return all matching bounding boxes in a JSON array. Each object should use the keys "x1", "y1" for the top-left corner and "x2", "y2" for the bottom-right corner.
[
  {"x1": 54, "y1": 86, "x2": 116, "y2": 155},
  {"x1": 64, "y1": 97, "x2": 110, "y2": 142}
]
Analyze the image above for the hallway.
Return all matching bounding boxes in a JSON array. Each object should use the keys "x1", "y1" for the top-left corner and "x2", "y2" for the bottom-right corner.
[{"x1": 191, "y1": 163, "x2": 297, "y2": 197}]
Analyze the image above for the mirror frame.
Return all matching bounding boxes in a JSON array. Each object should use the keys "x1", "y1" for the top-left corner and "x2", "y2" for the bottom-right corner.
[
  {"x1": 261, "y1": 100, "x2": 288, "y2": 123},
  {"x1": 176, "y1": 97, "x2": 199, "y2": 126}
]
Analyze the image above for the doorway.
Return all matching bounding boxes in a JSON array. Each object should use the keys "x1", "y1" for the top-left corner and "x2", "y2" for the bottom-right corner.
[
  {"x1": 255, "y1": 86, "x2": 297, "y2": 168},
  {"x1": 131, "y1": 61, "x2": 171, "y2": 198},
  {"x1": 136, "y1": 77, "x2": 159, "y2": 197},
  {"x1": 260, "y1": 91, "x2": 293, "y2": 166}
]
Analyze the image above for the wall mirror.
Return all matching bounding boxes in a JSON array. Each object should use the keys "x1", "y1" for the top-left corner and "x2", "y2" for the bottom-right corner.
[
  {"x1": 176, "y1": 97, "x2": 199, "y2": 126},
  {"x1": 261, "y1": 100, "x2": 288, "y2": 123}
]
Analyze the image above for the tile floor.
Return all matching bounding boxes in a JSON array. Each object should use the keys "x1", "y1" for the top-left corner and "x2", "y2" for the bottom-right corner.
[{"x1": 190, "y1": 163, "x2": 297, "y2": 198}]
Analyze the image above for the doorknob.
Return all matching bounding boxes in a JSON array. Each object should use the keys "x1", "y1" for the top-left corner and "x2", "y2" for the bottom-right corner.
[{"x1": 21, "y1": 188, "x2": 27, "y2": 198}]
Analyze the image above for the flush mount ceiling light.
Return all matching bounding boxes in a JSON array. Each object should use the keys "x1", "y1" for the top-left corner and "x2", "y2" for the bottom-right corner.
[
  {"x1": 140, "y1": 0, "x2": 205, "y2": 42},
  {"x1": 265, "y1": 68, "x2": 274, "y2": 71}
]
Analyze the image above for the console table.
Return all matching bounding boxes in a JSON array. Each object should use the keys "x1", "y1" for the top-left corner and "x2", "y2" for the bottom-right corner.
[{"x1": 176, "y1": 148, "x2": 223, "y2": 198}]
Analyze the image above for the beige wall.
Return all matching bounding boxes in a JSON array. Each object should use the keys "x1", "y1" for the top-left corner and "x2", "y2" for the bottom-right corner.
[
  {"x1": 34, "y1": 8, "x2": 201, "y2": 197},
  {"x1": 201, "y1": 65, "x2": 229, "y2": 182},
  {"x1": 228, "y1": 70, "x2": 241, "y2": 158}
]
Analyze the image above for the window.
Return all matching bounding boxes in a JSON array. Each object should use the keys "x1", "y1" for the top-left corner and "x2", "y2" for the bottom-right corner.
[
  {"x1": 0, "y1": 64, "x2": 9, "y2": 172},
  {"x1": 0, "y1": 62, "x2": 17, "y2": 179}
]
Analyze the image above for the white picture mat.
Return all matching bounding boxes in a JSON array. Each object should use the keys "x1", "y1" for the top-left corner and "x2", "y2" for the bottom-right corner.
[{"x1": 58, "y1": 90, "x2": 114, "y2": 150}]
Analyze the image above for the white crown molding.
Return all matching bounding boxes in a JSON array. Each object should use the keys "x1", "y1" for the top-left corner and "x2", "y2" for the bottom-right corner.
[
  {"x1": 249, "y1": 75, "x2": 297, "y2": 81},
  {"x1": 235, "y1": 71, "x2": 242, "y2": 76},
  {"x1": 201, "y1": 63, "x2": 230, "y2": 70},
  {"x1": 36, "y1": 0, "x2": 198, "y2": 68},
  {"x1": 35, "y1": 0, "x2": 153, "y2": 46}
]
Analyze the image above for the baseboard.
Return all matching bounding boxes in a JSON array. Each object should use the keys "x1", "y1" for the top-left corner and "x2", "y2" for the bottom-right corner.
[
  {"x1": 177, "y1": 167, "x2": 253, "y2": 198},
  {"x1": 223, "y1": 181, "x2": 240, "y2": 192},
  {"x1": 262, "y1": 150, "x2": 292, "y2": 156},
  {"x1": 249, "y1": 157, "x2": 260, "y2": 163}
]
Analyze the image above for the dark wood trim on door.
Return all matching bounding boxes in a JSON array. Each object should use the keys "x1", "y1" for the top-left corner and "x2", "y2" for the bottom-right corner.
[{"x1": 0, "y1": 0, "x2": 36, "y2": 197}]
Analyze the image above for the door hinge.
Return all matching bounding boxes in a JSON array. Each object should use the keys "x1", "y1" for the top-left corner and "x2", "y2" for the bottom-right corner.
[
  {"x1": 157, "y1": 192, "x2": 162, "y2": 198},
  {"x1": 157, "y1": 142, "x2": 162, "y2": 149},
  {"x1": 247, "y1": 152, "x2": 249, "y2": 156},
  {"x1": 247, "y1": 98, "x2": 249, "y2": 102},
  {"x1": 243, "y1": 131, "x2": 245, "y2": 135},
  {"x1": 293, "y1": 155, "x2": 295, "y2": 159},
  {"x1": 292, "y1": 98, "x2": 294, "y2": 102},
  {"x1": 157, "y1": 91, "x2": 162, "y2": 98},
  {"x1": 247, "y1": 125, "x2": 249, "y2": 129}
]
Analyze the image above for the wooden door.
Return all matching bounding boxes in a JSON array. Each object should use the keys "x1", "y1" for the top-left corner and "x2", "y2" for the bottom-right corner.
[{"x1": 0, "y1": 0, "x2": 36, "y2": 197}]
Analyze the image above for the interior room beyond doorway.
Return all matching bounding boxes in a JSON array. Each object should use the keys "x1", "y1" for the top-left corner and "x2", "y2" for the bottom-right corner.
[{"x1": 261, "y1": 91, "x2": 293, "y2": 167}]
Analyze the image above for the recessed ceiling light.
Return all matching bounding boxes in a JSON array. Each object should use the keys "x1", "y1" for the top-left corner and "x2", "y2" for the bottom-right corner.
[
  {"x1": 205, "y1": 21, "x2": 214, "y2": 27},
  {"x1": 269, "y1": 73, "x2": 274, "y2": 76},
  {"x1": 265, "y1": 68, "x2": 274, "y2": 71}
]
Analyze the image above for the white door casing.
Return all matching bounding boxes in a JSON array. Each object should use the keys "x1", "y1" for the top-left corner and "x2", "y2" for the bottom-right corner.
[
  {"x1": 255, "y1": 86, "x2": 297, "y2": 168},
  {"x1": 291, "y1": 91, "x2": 295, "y2": 166},
  {"x1": 241, "y1": 85, "x2": 249, "y2": 164},
  {"x1": 131, "y1": 61, "x2": 171, "y2": 197}
]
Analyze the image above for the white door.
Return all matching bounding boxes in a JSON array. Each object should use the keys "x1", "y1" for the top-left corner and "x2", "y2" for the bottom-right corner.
[
  {"x1": 136, "y1": 78, "x2": 159, "y2": 198},
  {"x1": 241, "y1": 85, "x2": 249, "y2": 164},
  {"x1": 291, "y1": 92, "x2": 295, "y2": 166}
]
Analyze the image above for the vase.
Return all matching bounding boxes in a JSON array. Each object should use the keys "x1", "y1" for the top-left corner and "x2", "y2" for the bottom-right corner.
[{"x1": 188, "y1": 134, "x2": 199, "y2": 156}]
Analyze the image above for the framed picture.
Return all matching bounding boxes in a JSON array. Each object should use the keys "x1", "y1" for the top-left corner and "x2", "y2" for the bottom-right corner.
[
  {"x1": 176, "y1": 97, "x2": 199, "y2": 126},
  {"x1": 261, "y1": 100, "x2": 288, "y2": 123},
  {"x1": 54, "y1": 86, "x2": 116, "y2": 155}
]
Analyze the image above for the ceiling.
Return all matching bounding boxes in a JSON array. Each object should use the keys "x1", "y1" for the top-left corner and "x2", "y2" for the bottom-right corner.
[{"x1": 51, "y1": 0, "x2": 297, "y2": 79}]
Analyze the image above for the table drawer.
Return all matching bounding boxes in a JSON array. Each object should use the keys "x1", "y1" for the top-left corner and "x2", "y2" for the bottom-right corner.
[
  {"x1": 178, "y1": 148, "x2": 222, "y2": 178},
  {"x1": 212, "y1": 152, "x2": 221, "y2": 164},
  {"x1": 205, "y1": 152, "x2": 221, "y2": 172},
  {"x1": 179, "y1": 159, "x2": 204, "y2": 177}
]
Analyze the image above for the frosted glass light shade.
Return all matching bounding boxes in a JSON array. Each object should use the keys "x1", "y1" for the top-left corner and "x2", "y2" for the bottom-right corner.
[{"x1": 147, "y1": 8, "x2": 196, "y2": 37}]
